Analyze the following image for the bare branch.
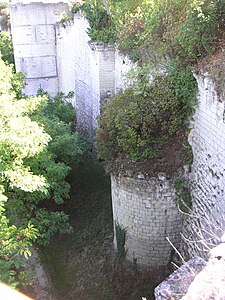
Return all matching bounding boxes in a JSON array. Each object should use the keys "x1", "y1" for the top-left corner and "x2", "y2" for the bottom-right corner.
[{"x1": 102, "y1": 0, "x2": 110, "y2": 15}]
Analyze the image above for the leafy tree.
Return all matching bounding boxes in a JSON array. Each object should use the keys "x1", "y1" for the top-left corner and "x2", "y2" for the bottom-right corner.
[
  {"x1": 0, "y1": 57, "x2": 86, "y2": 287},
  {"x1": 0, "y1": 32, "x2": 14, "y2": 65}
]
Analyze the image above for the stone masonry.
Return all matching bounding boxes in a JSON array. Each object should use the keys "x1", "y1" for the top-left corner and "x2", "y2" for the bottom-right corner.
[
  {"x1": 181, "y1": 73, "x2": 225, "y2": 259},
  {"x1": 10, "y1": 0, "x2": 225, "y2": 271},
  {"x1": 111, "y1": 174, "x2": 183, "y2": 267},
  {"x1": 155, "y1": 234, "x2": 225, "y2": 299},
  {"x1": 10, "y1": 1, "x2": 133, "y2": 136},
  {"x1": 10, "y1": 0, "x2": 69, "y2": 96}
]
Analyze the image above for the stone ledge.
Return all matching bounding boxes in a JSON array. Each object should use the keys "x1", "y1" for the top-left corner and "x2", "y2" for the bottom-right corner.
[{"x1": 154, "y1": 257, "x2": 206, "y2": 300}]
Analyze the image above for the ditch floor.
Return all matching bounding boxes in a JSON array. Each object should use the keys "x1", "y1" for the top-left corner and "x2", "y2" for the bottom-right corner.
[{"x1": 35, "y1": 156, "x2": 167, "y2": 300}]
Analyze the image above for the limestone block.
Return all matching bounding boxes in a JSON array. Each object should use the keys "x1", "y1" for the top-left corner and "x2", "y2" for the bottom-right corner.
[
  {"x1": 111, "y1": 174, "x2": 183, "y2": 268},
  {"x1": 14, "y1": 44, "x2": 56, "y2": 58},
  {"x1": 24, "y1": 77, "x2": 58, "y2": 96},
  {"x1": 36, "y1": 25, "x2": 55, "y2": 43},
  {"x1": 12, "y1": 26, "x2": 36, "y2": 44},
  {"x1": 154, "y1": 257, "x2": 206, "y2": 300},
  {"x1": 15, "y1": 56, "x2": 57, "y2": 78}
]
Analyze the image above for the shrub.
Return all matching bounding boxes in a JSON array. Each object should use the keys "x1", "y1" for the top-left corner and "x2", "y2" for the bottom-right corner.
[
  {"x1": 96, "y1": 66, "x2": 197, "y2": 162},
  {"x1": 0, "y1": 32, "x2": 14, "y2": 65},
  {"x1": 71, "y1": 1, "x2": 116, "y2": 42},
  {"x1": 110, "y1": 0, "x2": 223, "y2": 64}
]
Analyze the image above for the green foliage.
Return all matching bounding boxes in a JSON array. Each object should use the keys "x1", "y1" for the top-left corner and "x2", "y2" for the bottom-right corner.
[
  {"x1": 176, "y1": 0, "x2": 219, "y2": 63},
  {"x1": 36, "y1": 90, "x2": 86, "y2": 166},
  {"x1": 0, "y1": 219, "x2": 38, "y2": 287},
  {"x1": 31, "y1": 210, "x2": 73, "y2": 246},
  {"x1": 0, "y1": 32, "x2": 14, "y2": 65},
  {"x1": 91, "y1": 0, "x2": 223, "y2": 64},
  {"x1": 0, "y1": 57, "x2": 49, "y2": 285},
  {"x1": 60, "y1": 15, "x2": 72, "y2": 28},
  {"x1": 174, "y1": 178, "x2": 192, "y2": 213},
  {"x1": 0, "y1": 2, "x2": 8, "y2": 9},
  {"x1": 68, "y1": 0, "x2": 223, "y2": 63},
  {"x1": 96, "y1": 66, "x2": 197, "y2": 162},
  {"x1": 115, "y1": 222, "x2": 126, "y2": 258},
  {"x1": 71, "y1": 1, "x2": 116, "y2": 42},
  {"x1": 0, "y1": 58, "x2": 86, "y2": 287}
]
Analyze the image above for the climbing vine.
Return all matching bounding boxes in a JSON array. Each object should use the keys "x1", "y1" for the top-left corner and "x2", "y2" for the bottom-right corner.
[
  {"x1": 115, "y1": 222, "x2": 126, "y2": 259},
  {"x1": 174, "y1": 178, "x2": 192, "y2": 213}
]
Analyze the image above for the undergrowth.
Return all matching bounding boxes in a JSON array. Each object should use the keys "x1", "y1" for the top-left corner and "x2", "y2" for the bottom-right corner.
[{"x1": 38, "y1": 157, "x2": 167, "y2": 300}]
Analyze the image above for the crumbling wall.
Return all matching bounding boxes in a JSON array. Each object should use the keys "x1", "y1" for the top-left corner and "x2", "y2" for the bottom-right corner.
[
  {"x1": 10, "y1": 2, "x2": 133, "y2": 136},
  {"x1": 56, "y1": 13, "x2": 101, "y2": 136},
  {"x1": 182, "y1": 73, "x2": 225, "y2": 259}
]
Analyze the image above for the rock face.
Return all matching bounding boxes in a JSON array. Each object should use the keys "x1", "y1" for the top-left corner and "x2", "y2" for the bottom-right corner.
[
  {"x1": 111, "y1": 174, "x2": 183, "y2": 268},
  {"x1": 155, "y1": 239, "x2": 225, "y2": 300},
  {"x1": 154, "y1": 257, "x2": 206, "y2": 299}
]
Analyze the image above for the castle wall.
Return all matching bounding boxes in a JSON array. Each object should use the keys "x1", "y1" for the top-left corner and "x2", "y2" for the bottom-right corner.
[
  {"x1": 111, "y1": 174, "x2": 183, "y2": 267},
  {"x1": 182, "y1": 74, "x2": 225, "y2": 258},
  {"x1": 10, "y1": 1, "x2": 225, "y2": 268},
  {"x1": 56, "y1": 13, "x2": 101, "y2": 135},
  {"x1": 10, "y1": 1, "x2": 69, "y2": 96},
  {"x1": 10, "y1": 2, "x2": 133, "y2": 135}
]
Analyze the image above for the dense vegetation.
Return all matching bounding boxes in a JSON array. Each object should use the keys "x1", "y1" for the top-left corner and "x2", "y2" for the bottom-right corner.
[
  {"x1": 71, "y1": 0, "x2": 224, "y2": 64},
  {"x1": 0, "y1": 57, "x2": 86, "y2": 288},
  {"x1": 88, "y1": 0, "x2": 223, "y2": 171},
  {"x1": 1, "y1": 0, "x2": 224, "y2": 291},
  {"x1": 0, "y1": 32, "x2": 14, "y2": 65},
  {"x1": 96, "y1": 66, "x2": 197, "y2": 162}
]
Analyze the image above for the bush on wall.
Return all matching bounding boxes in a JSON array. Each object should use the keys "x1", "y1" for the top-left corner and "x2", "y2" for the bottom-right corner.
[{"x1": 96, "y1": 65, "x2": 197, "y2": 163}]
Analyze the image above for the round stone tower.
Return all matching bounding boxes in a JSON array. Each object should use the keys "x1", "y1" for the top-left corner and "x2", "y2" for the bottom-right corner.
[{"x1": 111, "y1": 173, "x2": 183, "y2": 268}]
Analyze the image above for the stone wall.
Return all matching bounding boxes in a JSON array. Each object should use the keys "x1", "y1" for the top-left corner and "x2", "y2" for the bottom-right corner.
[
  {"x1": 10, "y1": 2, "x2": 134, "y2": 136},
  {"x1": 56, "y1": 13, "x2": 101, "y2": 136},
  {"x1": 182, "y1": 73, "x2": 225, "y2": 259},
  {"x1": 10, "y1": 1, "x2": 69, "y2": 96},
  {"x1": 155, "y1": 235, "x2": 225, "y2": 300},
  {"x1": 111, "y1": 174, "x2": 183, "y2": 267}
]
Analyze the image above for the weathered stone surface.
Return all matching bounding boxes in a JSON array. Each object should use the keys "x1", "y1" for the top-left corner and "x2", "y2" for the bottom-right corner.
[
  {"x1": 11, "y1": 3, "x2": 134, "y2": 135},
  {"x1": 111, "y1": 174, "x2": 183, "y2": 267},
  {"x1": 26, "y1": 247, "x2": 54, "y2": 300},
  {"x1": 15, "y1": 56, "x2": 57, "y2": 78},
  {"x1": 156, "y1": 242, "x2": 225, "y2": 300},
  {"x1": 181, "y1": 243, "x2": 225, "y2": 300},
  {"x1": 181, "y1": 74, "x2": 225, "y2": 259},
  {"x1": 154, "y1": 257, "x2": 206, "y2": 300},
  {"x1": 10, "y1": 2, "x2": 68, "y2": 96}
]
